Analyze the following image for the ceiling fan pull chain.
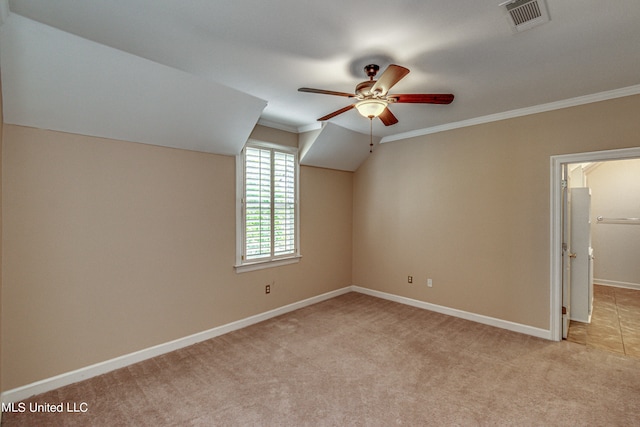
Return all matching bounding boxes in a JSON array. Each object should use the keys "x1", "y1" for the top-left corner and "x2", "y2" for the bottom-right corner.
[{"x1": 369, "y1": 118, "x2": 373, "y2": 153}]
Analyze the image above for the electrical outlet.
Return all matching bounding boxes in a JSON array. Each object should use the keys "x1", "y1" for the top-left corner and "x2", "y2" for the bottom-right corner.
[
  {"x1": 408, "y1": 276, "x2": 413, "y2": 284},
  {"x1": 265, "y1": 284, "x2": 271, "y2": 294},
  {"x1": 427, "y1": 278, "x2": 433, "y2": 287}
]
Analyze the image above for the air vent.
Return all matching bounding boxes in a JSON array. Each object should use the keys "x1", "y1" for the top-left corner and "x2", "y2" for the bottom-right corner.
[{"x1": 500, "y1": 0, "x2": 550, "y2": 33}]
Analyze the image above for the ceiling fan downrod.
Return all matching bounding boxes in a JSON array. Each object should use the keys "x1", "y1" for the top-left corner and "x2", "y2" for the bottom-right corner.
[{"x1": 364, "y1": 64, "x2": 380, "y2": 81}]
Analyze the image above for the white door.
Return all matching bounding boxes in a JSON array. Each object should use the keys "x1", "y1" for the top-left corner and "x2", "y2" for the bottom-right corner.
[
  {"x1": 569, "y1": 188, "x2": 592, "y2": 323},
  {"x1": 561, "y1": 164, "x2": 573, "y2": 339}
]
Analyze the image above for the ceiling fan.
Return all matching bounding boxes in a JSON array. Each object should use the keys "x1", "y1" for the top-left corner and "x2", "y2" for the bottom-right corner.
[{"x1": 298, "y1": 64, "x2": 454, "y2": 126}]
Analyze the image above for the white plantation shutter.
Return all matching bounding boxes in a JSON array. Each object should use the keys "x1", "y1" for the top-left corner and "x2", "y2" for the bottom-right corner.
[
  {"x1": 245, "y1": 147, "x2": 272, "y2": 259},
  {"x1": 242, "y1": 143, "x2": 298, "y2": 263},
  {"x1": 273, "y1": 151, "x2": 296, "y2": 256}
]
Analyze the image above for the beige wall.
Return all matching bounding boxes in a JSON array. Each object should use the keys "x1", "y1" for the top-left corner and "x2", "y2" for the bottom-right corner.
[
  {"x1": 3, "y1": 94, "x2": 639, "y2": 392},
  {"x1": 1, "y1": 124, "x2": 352, "y2": 391},
  {"x1": 589, "y1": 159, "x2": 640, "y2": 286},
  {"x1": 353, "y1": 94, "x2": 640, "y2": 330},
  {"x1": 250, "y1": 125, "x2": 298, "y2": 148}
]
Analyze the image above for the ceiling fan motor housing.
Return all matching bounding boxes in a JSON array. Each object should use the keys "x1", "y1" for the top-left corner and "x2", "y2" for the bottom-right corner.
[{"x1": 356, "y1": 81, "x2": 376, "y2": 97}]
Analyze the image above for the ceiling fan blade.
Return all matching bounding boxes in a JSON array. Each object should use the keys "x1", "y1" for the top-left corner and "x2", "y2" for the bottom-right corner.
[
  {"x1": 318, "y1": 104, "x2": 355, "y2": 121},
  {"x1": 298, "y1": 87, "x2": 355, "y2": 98},
  {"x1": 370, "y1": 64, "x2": 410, "y2": 95},
  {"x1": 392, "y1": 94, "x2": 455, "y2": 104},
  {"x1": 378, "y1": 107, "x2": 398, "y2": 126}
]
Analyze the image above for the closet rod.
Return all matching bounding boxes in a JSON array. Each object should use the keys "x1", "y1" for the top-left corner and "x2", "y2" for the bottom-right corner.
[{"x1": 596, "y1": 216, "x2": 640, "y2": 224}]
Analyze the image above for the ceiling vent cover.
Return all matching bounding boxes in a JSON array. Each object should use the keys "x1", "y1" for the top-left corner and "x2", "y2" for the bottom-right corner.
[{"x1": 500, "y1": 0, "x2": 550, "y2": 33}]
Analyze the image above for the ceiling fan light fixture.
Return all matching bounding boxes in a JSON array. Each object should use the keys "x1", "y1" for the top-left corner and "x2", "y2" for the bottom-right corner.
[{"x1": 355, "y1": 99, "x2": 387, "y2": 118}]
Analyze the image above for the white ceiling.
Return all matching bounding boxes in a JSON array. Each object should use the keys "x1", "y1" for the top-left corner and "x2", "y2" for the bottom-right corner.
[{"x1": 2, "y1": 0, "x2": 640, "y2": 170}]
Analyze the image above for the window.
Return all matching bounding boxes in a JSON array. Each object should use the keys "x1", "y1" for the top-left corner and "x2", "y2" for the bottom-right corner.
[{"x1": 235, "y1": 141, "x2": 300, "y2": 272}]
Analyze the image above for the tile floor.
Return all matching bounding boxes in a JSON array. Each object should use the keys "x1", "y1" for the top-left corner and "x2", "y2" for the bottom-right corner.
[{"x1": 568, "y1": 284, "x2": 640, "y2": 358}]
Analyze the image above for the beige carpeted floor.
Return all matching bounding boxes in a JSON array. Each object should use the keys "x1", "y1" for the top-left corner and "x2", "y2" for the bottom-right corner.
[{"x1": 3, "y1": 292, "x2": 640, "y2": 426}]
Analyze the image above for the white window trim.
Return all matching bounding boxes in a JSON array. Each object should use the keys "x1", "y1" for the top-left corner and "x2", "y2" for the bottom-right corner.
[{"x1": 234, "y1": 140, "x2": 301, "y2": 273}]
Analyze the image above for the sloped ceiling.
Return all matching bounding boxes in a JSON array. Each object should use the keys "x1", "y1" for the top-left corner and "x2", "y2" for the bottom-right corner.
[
  {"x1": 0, "y1": 12, "x2": 266, "y2": 156},
  {"x1": 2, "y1": 0, "x2": 640, "y2": 170},
  {"x1": 300, "y1": 123, "x2": 381, "y2": 172}
]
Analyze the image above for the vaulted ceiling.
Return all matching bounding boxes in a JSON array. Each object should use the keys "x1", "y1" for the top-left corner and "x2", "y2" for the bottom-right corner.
[{"x1": 1, "y1": 0, "x2": 640, "y2": 170}]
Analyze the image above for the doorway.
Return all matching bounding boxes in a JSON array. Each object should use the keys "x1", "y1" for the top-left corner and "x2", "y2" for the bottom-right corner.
[
  {"x1": 564, "y1": 159, "x2": 640, "y2": 356},
  {"x1": 550, "y1": 147, "x2": 640, "y2": 342}
]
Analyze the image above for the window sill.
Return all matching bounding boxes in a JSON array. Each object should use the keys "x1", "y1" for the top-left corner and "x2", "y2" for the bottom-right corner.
[{"x1": 234, "y1": 255, "x2": 302, "y2": 274}]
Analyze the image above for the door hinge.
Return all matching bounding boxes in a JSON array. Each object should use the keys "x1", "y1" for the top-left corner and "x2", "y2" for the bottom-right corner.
[
  {"x1": 562, "y1": 306, "x2": 567, "y2": 315},
  {"x1": 561, "y1": 179, "x2": 568, "y2": 189}
]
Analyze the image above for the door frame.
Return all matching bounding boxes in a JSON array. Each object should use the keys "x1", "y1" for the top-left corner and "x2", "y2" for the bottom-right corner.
[{"x1": 549, "y1": 146, "x2": 640, "y2": 341}]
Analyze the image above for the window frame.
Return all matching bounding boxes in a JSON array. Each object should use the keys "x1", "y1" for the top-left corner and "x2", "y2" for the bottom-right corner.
[{"x1": 235, "y1": 140, "x2": 301, "y2": 273}]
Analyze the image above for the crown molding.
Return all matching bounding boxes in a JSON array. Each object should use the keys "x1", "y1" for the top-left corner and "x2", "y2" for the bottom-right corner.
[
  {"x1": 297, "y1": 122, "x2": 323, "y2": 133},
  {"x1": 381, "y1": 84, "x2": 640, "y2": 144},
  {"x1": 256, "y1": 118, "x2": 299, "y2": 133}
]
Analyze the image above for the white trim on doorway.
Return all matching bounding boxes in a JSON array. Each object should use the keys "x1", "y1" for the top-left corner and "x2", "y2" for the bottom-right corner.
[{"x1": 549, "y1": 147, "x2": 640, "y2": 341}]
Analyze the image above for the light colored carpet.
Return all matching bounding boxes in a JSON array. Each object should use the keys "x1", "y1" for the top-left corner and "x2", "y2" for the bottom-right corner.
[{"x1": 3, "y1": 292, "x2": 640, "y2": 426}]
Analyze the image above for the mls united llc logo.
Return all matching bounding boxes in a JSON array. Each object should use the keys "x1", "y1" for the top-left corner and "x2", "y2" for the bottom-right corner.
[{"x1": 2, "y1": 401, "x2": 89, "y2": 413}]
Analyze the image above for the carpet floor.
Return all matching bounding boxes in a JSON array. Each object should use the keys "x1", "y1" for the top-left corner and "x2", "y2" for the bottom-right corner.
[{"x1": 3, "y1": 292, "x2": 640, "y2": 426}]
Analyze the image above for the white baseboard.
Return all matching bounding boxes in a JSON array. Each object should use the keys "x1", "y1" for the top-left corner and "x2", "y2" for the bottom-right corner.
[
  {"x1": 351, "y1": 286, "x2": 552, "y2": 340},
  {"x1": 595, "y1": 279, "x2": 640, "y2": 291},
  {"x1": 1, "y1": 286, "x2": 352, "y2": 404},
  {"x1": 2, "y1": 284, "x2": 551, "y2": 403}
]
